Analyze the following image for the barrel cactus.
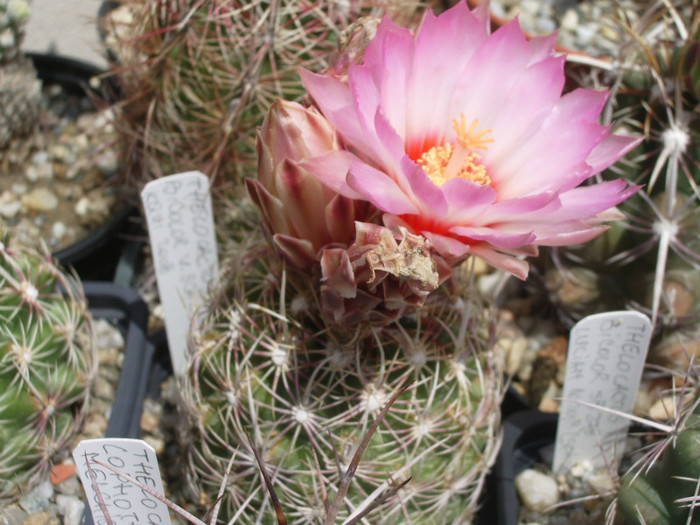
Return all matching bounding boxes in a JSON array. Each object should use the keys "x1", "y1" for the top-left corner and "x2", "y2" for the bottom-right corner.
[
  {"x1": 178, "y1": 237, "x2": 503, "y2": 523},
  {"x1": 543, "y1": 0, "x2": 700, "y2": 330},
  {"x1": 104, "y1": 0, "x2": 427, "y2": 189},
  {"x1": 0, "y1": 231, "x2": 96, "y2": 500},
  {"x1": 617, "y1": 388, "x2": 700, "y2": 524}
]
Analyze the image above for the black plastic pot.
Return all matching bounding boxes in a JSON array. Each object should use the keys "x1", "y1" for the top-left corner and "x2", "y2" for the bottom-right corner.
[
  {"x1": 491, "y1": 411, "x2": 558, "y2": 525},
  {"x1": 83, "y1": 282, "x2": 151, "y2": 438},
  {"x1": 26, "y1": 53, "x2": 134, "y2": 281},
  {"x1": 80, "y1": 282, "x2": 159, "y2": 525}
]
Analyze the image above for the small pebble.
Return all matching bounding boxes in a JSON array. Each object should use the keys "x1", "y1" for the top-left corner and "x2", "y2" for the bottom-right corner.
[
  {"x1": 19, "y1": 481, "x2": 53, "y2": 513},
  {"x1": 141, "y1": 411, "x2": 160, "y2": 434},
  {"x1": 515, "y1": 468, "x2": 560, "y2": 512},
  {"x1": 54, "y1": 495, "x2": 85, "y2": 525},
  {"x1": 21, "y1": 188, "x2": 58, "y2": 212},
  {"x1": 31, "y1": 151, "x2": 49, "y2": 165},
  {"x1": 0, "y1": 505, "x2": 29, "y2": 525},
  {"x1": 586, "y1": 470, "x2": 614, "y2": 494},
  {"x1": 0, "y1": 190, "x2": 21, "y2": 218},
  {"x1": 648, "y1": 395, "x2": 679, "y2": 420},
  {"x1": 51, "y1": 221, "x2": 66, "y2": 241},
  {"x1": 82, "y1": 412, "x2": 108, "y2": 437},
  {"x1": 144, "y1": 435, "x2": 166, "y2": 456},
  {"x1": 94, "y1": 318, "x2": 125, "y2": 349},
  {"x1": 23, "y1": 511, "x2": 59, "y2": 525},
  {"x1": 73, "y1": 197, "x2": 90, "y2": 217}
]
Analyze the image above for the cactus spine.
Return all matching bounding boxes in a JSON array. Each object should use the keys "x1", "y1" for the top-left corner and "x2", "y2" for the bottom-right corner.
[
  {"x1": 617, "y1": 389, "x2": 700, "y2": 524},
  {"x1": 0, "y1": 232, "x2": 96, "y2": 500},
  {"x1": 177, "y1": 238, "x2": 502, "y2": 523},
  {"x1": 543, "y1": 0, "x2": 700, "y2": 333},
  {"x1": 105, "y1": 0, "x2": 426, "y2": 189}
]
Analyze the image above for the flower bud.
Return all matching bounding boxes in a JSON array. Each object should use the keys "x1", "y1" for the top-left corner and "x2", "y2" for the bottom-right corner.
[{"x1": 247, "y1": 98, "x2": 369, "y2": 267}]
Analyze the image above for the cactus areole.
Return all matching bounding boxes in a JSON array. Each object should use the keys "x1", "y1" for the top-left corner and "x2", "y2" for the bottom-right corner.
[{"x1": 0, "y1": 232, "x2": 95, "y2": 501}]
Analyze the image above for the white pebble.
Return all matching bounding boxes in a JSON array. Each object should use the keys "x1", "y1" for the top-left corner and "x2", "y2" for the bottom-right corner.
[
  {"x1": 587, "y1": 469, "x2": 615, "y2": 493},
  {"x1": 535, "y1": 17, "x2": 557, "y2": 34},
  {"x1": 32, "y1": 151, "x2": 49, "y2": 165},
  {"x1": 575, "y1": 23, "x2": 598, "y2": 46},
  {"x1": 560, "y1": 9, "x2": 579, "y2": 31},
  {"x1": 515, "y1": 468, "x2": 560, "y2": 512},
  {"x1": 94, "y1": 318, "x2": 125, "y2": 349},
  {"x1": 22, "y1": 187, "x2": 59, "y2": 211},
  {"x1": 570, "y1": 459, "x2": 593, "y2": 478},
  {"x1": 520, "y1": 0, "x2": 541, "y2": 16},
  {"x1": 74, "y1": 196, "x2": 90, "y2": 216},
  {"x1": 0, "y1": 191, "x2": 21, "y2": 218},
  {"x1": 648, "y1": 396, "x2": 678, "y2": 420},
  {"x1": 55, "y1": 494, "x2": 85, "y2": 525},
  {"x1": 11, "y1": 182, "x2": 27, "y2": 195},
  {"x1": 25, "y1": 164, "x2": 40, "y2": 182},
  {"x1": 51, "y1": 221, "x2": 67, "y2": 241},
  {"x1": 49, "y1": 144, "x2": 70, "y2": 162}
]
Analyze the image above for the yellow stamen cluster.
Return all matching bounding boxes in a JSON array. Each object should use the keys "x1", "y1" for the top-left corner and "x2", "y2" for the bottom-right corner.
[{"x1": 417, "y1": 114, "x2": 494, "y2": 188}]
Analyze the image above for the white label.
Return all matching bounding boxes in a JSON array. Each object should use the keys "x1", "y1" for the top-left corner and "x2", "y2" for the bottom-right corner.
[
  {"x1": 141, "y1": 171, "x2": 219, "y2": 375},
  {"x1": 553, "y1": 310, "x2": 652, "y2": 474},
  {"x1": 73, "y1": 438, "x2": 172, "y2": 525}
]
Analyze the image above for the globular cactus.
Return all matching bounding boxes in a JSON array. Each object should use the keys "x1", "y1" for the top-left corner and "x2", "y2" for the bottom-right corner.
[
  {"x1": 543, "y1": 0, "x2": 700, "y2": 332},
  {"x1": 617, "y1": 389, "x2": 700, "y2": 524},
  {"x1": 104, "y1": 0, "x2": 427, "y2": 190},
  {"x1": 177, "y1": 238, "x2": 503, "y2": 524},
  {"x1": 0, "y1": 0, "x2": 41, "y2": 149},
  {"x1": 0, "y1": 231, "x2": 96, "y2": 500},
  {"x1": 0, "y1": 0, "x2": 29, "y2": 63}
]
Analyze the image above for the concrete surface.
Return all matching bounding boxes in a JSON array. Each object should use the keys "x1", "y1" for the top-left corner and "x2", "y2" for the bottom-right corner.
[{"x1": 24, "y1": 0, "x2": 107, "y2": 68}]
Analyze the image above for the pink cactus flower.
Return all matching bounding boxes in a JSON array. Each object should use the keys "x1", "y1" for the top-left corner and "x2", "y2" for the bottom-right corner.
[{"x1": 299, "y1": 1, "x2": 641, "y2": 279}]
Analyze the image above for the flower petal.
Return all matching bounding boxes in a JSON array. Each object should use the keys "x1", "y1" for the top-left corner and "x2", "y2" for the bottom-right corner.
[
  {"x1": 470, "y1": 244, "x2": 530, "y2": 280},
  {"x1": 449, "y1": 225, "x2": 535, "y2": 250},
  {"x1": 586, "y1": 133, "x2": 643, "y2": 173},
  {"x1": 298, "y1": 150, "x2": 363, "y2": 200},
  {"x1": 347, "y1": 160, "x2": 419, "y2": 215}
]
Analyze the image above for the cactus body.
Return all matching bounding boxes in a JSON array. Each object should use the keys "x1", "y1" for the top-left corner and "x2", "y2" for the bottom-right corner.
[
  {"x1": 543, "y1": 1, "x2": 700, "y2": 333},
  {"x1": 0, "y1": 0, "x2": 40, "y2": 149},
  {"x1": 178, "y1": 240, "x2": 502, "y2": 523},
  {"x1": 618, "y1": 405, "x2": 700, "y2": 524},
  {"x1": 0, "y1": 232, "x2": 95, "y2": 500},
  {"x1": 107, "y1": 0, "x2": 425, "y2": 188}
]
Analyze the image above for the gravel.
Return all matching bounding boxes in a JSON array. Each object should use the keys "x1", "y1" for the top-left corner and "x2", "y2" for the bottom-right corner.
[{"x1": 0, "y1": 75, "x2": 122, "y2": 254}]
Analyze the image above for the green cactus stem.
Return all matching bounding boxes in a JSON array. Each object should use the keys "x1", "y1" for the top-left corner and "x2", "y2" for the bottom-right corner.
[{"x1": 0, "y1": 232, "x2": 96, "y2": 501}]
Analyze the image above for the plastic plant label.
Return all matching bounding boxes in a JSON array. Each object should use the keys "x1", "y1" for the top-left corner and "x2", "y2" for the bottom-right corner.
[
  {"x1": 553, "y1": 310, "x2": 652, "y2": 474},
  {"x1": 73, "y1": 438, "x2": 172, "y2": 525},
  {"x1": 141, "y1": 171, "x2": 219, "y2": 375}
]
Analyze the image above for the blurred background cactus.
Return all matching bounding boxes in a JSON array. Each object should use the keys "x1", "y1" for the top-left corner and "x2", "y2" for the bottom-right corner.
[
  {"x1": 0, "y1": 230, "x2": 96, "y2": 501},
  {"x1": 0, "y1": 0, "x2": 41, "y2": 149},
  {"x1": 176, "y1": 235, "x2": 503, "y2": 523},
  {"x1": 539, "y1": 1, "x2": 699, "y2": 340},
  {"x1": 100, "y1": 0, "x2": 436, "y2": 194}
]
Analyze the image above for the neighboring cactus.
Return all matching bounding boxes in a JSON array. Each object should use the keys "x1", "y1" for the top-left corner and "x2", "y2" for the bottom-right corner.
[
  {"x1": 178, "y1": 237, "x2": 503, "y2": 523},
  {"x1": 0, "y1": 0, "x2": 41, "y2": 149},
  {"x1": 617, "y1": 388, "x2": 700, "y2": 524},
  {"x1": 0, "y1": 231, "x2": 96, "y2": 500},
  {"x1": 103, "y1": 0, "x2": 428, "y2": 190},
  {"x1": 543, "y1": 0, "x2": 700, "y2": 330}
]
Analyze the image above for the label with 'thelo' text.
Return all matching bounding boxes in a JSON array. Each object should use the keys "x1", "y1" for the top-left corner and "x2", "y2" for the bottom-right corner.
[
  {"x1": 73, "y1": 438, "x2": 172, "y2": 525},
  {"x1": 553, "y1": 310, "x2": 652, "y2": 474},
  {"x1": 141, "y1": 171, "x2": 219, "y2": 375}
]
